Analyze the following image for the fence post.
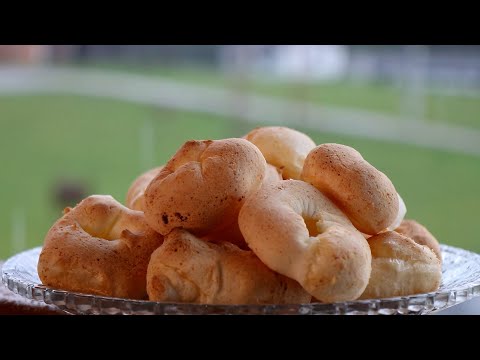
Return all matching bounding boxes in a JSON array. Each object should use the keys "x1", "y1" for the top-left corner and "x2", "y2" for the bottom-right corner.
[
  {"x1": 227, "y1": 45, "x2": 254, "y2": 136},
  {"x1": 11, "y1": 207, "x2": 26, "y2": 255},
  {"x1": 401, "y1": 45, "x2": 429, "y2": 122}
]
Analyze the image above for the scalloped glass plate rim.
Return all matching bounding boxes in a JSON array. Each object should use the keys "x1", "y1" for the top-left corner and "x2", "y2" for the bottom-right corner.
[{"x1": 2, "y1": 244, "x2": 480, "y2": 315}]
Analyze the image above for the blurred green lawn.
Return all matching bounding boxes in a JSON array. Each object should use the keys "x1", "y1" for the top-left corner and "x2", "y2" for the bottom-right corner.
[
  {"x1": 82, "y1": 63, "x2": 480, "y2": 129},
  {"x1": 0, "y1": 94, "x2": 479, "y2": 259}
]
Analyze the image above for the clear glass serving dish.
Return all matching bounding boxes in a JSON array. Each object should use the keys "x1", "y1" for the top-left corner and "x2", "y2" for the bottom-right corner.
[{"x1": 2, "y1": 245, "x2": 480, "y2": 315}]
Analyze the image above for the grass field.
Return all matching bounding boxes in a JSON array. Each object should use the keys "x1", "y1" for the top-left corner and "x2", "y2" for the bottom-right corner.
[
  {"x1": 81, "y1": 63, "x2": 480, "y2": 129},
  {"x1": 1, "y1": 94, "x2": 479, "y2": 259}
]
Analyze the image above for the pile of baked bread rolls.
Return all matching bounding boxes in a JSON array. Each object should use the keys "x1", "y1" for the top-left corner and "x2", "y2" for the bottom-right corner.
[{"x1": 38, "y1": 126, "x2": 442, "y2": 304}]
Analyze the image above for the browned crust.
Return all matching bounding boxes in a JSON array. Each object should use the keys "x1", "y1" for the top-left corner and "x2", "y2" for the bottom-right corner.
[
  {"x1": 125, "y1": 166, "x2": 163, "y2": 211},
  {"x1": 301, "y1": 143, "x2": 399, "y2": 234},
  {"x1": 395, "y1": 219, "x2": 442, "y2": 262},
  {"x1": 143, "y1": 138, "x2": 266, "y2": 238},
  {"x1": 245, "y1": 126, "x2": 316, "y2": 180},
  {"x1": 38, "y1": 195, "x2": 163, "y2": 300},
  {"x1": 239, "y1": 179, "x2": 372, "y2": 302},
  {"x1": 147, "y1": 229, "x2": 311, "y2": 304},
  {"x1": 360, "y1": 231, "x2": 442, "y2": 299}
]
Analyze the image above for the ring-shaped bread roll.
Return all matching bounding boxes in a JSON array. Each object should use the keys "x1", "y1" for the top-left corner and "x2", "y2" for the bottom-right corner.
[
  {"x1": 301, "y1": 143, "x2": 399, "y2": 235},
  {"x1": 147, "y1": 228, "x2": 311, "y2": 304},
  {"x1": 144, "y1": 138, "x2": 266, "y2": 237},
  {"x1": 244, "y1": 126, "x2": 316, "y2": 180},
  {"x1": 262, "y1": 163, "x2": 282, "y2": 187},
  {"x1": 386, "y1": 193, "x2": 407, "y2": 231},
  {"x1": 238, "y1": 180, "x2": 372, "y2": 302},
  {"x1": 125, "y1": 166, "x2": 163, "y2": 211},
  {"x1": 38, "y1": 195, "x2": 163, "y2": 299}
]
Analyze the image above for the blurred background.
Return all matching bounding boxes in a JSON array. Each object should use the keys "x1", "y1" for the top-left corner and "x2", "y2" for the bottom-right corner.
[{"x1": 0, "y1": 45, "x2": 479, "y2": 259}]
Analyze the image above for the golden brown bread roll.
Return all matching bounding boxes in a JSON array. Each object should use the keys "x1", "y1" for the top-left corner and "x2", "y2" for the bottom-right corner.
[
  {"x1": 395, "y1": 219, "x2": 442, "y2": 262},
  {"x1": 144, "y1": 138, "x2": 266, "y2": 238},
  {"x1": 386, "y1": 192, "x2": 407, "y2": 231},
  {"x1": 238, "y1": 180, "x2": 372, "y2": 303},
  {"x1": 244, "y1": 126, "x2": 316, "y2": 180},
  {"x1": 199, "y1": 164, "x2": 282, "y2": 250},
  {"x1": 262, "y1": 163, "x2": 283, "y2": 187},
  {"x1": 201, "y1": 219, "x2": 249, "y2": 250},
  {"x1": 38, "y1": 195, "x2": 163, "y2": 300},
  {"x1": 301, "y1": 143, "x2": 399, "y2": 235},
  {"x1": 147, "y1": 229, "x2": 311, "y2": 304},
  {"x1": 125, "y1": 166, "x2": 163, "y2": 211},
  {"x1": 359, "y1": 231, "x2": 442, "y2": 299}
]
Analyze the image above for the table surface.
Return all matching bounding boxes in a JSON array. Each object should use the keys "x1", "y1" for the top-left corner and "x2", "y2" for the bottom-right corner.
[{"x1": 432, "y1": 297, "x2": 480, "y2": 315}]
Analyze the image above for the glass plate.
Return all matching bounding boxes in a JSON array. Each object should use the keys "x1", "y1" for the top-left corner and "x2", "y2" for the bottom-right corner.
[{"x1": 2, "y1": 245, "x2": 480, "y2": 315}]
